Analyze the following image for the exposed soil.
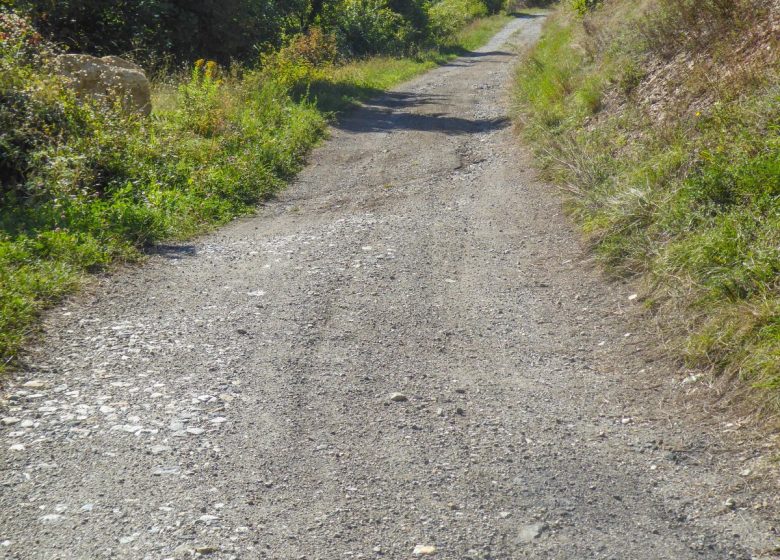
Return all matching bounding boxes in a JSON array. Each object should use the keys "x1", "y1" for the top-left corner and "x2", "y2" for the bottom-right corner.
[{"x1": 1, "y1": 16, "x2": 778, "y2": 559}]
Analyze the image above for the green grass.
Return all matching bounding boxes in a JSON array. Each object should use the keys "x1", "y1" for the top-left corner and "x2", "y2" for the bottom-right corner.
[
  {"x1": 513, "y1": 4, "x2": 780, "y2": 412},
  {"x1": 0, "y1": 11, "x2": 516, "y2": 372},
  {"x1": 304, "y1": 14, "x2": 514, "y2": 112}
]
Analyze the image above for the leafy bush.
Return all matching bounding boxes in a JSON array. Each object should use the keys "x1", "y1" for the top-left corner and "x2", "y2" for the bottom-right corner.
[
  {"x1": 260, "y1": 28, "x2": 339, "y2": 91},
  {"x1": 323, "y1": 0, "x2": 413, "y2": 55},
  {"x1": 428, "y1": 0, "x2": 489, "y2": 42},
  {"x1": 571, "y1": 0, "x2": 602, "y2": 15}
]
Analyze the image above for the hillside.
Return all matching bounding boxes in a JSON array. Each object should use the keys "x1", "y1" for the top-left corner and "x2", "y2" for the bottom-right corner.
[{"x1": 514, "y1": 0, "x2": 780, "y2": 415}]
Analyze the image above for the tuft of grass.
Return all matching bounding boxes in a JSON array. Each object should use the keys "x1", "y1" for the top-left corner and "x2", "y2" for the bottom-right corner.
[{"x1": 513, "y1": 2, "x2": 780, "y2": 412}]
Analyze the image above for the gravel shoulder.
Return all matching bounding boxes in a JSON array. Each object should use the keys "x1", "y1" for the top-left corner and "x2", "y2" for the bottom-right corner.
[{"x1": 1, "y1": 16, "x2": 778, "y2": 560}]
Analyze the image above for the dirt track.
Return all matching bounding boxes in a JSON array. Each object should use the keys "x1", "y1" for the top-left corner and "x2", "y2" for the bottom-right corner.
[{"x1": 1, "y1": 16, "x2": 778, "y2": 559}]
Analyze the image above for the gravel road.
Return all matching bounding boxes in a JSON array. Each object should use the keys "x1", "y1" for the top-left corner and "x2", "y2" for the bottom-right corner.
[{"x1": 1, "y1": 16, "x2": 778, "y2": 560}]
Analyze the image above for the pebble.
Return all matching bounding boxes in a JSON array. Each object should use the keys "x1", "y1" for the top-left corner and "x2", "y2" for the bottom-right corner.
[
  {"x1": 209, "y1": 417, "x2": 227, "y2": 424},
  {"x1": 152, "y1": 466, "x2": 181, "y2": 476},
  {"x1": 186, "y1": 427, "x2": 205, "y2": 435},
  {"x1": 499, "y1": 511, "x2": 512, "y2": 519},
  {"x1": 8, "y1": 444, "x2": 25, "y2": 452},
  {"x1": 412, "y1": 545, "x2": 437, "y2": 556},
  {"x1": 195, "y1": 546, "x2": 218, "y2": 555},
  {"x1": 198, "y1": 515, "x2": 219, "y2": 525},
  {"x1": 20, "y1": 420, "x2": 34, "y2": 428},
  {"x1": 389, "y1": 393, "x2": 408, "y2": 402},
  {"x1": 517, "y1": 522, "x2": 547, "y2": 543},
  {"x1": 150, "y1": 445, "x2": 172, "y2": 455},
  {"x1": 112, "y1": 424, "x2": 143, "y2": 433},
  {"x1": 39, "y1": 514, "x2": 64, "y2": 525},
  {"x1": 1, "y1": 417, "x2": 21, "y2": 425},
  {"x1": 23, "y1": 380, "x2": 47, "y2": 389}
]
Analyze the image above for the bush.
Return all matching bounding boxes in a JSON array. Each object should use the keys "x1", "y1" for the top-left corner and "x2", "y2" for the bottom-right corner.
[
  {"x1": 260, "y1": 28, "x2": 339, "y2": 91},
  {"x1": 323, "y1": 0, "x2": 413, "y2": 55},
  {"x1": 571, "y1": 0, "x2": 602, "y2": 15},
  {"x1": 428, "y1": 0, "x2": 489, "y2": 43}
]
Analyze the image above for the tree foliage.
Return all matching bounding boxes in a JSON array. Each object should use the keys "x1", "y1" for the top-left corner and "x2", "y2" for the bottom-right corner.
[{"x1": 9, "y1": 0, "x2": 505, "y2": 64}]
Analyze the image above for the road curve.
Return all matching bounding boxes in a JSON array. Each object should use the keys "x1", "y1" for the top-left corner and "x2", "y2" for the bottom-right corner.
[{"x1": 1, "y1": 16, "x2": 778, "y2": 560}]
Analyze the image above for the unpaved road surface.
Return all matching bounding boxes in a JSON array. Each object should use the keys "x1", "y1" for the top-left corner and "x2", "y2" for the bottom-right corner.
[{"x1": 1, "y1": 17, "x2": 778, "y2": 560}]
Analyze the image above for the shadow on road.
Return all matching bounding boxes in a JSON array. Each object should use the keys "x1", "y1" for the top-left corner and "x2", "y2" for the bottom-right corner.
[{"x1": 333, "y1": 90, "x2": 509, "y2": 135}]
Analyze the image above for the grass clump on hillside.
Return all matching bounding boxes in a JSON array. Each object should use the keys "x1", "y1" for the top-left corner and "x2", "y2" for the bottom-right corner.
[{"x1": 514, "y1": 0, "x2": 780, "y2": 410}]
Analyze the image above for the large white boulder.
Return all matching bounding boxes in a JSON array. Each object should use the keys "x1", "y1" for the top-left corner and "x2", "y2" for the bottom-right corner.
[{"x1": 54, "y1": 54, "x2": 152, "y2": 116}]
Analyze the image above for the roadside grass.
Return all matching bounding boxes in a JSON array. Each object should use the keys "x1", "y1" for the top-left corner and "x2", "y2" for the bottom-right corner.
[
  {"x1": 305, "y1": 14, "x2": 514, "y2": 112},
  {"x1": 513, "y1": 3, "x2": 780, "y2": 412},
  {"x1": 0, "y1": 12, "x2": 516, "y2": 372}
]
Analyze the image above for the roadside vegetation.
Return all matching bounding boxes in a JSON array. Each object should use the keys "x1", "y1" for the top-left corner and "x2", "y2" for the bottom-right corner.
[
  {"x1": 513, "y1": 0, "x2": 779, "y2": 412},
  {"x1": 0, "y1": 1, "x2": 515, "y2": 370}
]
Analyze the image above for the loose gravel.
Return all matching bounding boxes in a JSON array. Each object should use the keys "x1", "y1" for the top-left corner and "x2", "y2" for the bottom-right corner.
[{"x1": 1, "y1": 16, "x2": 778, "y2": 560}]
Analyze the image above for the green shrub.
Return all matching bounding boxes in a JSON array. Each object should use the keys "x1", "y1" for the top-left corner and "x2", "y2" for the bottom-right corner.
[
  {"x1": 428, "y1": 0, "x2": 489, "y2": 43},
  {"x1": 323, "y1": 0, "x2": 413, "y2": 55},
  {"x1": 571, "y1": 0, "x2": 602, "y2": 15}
]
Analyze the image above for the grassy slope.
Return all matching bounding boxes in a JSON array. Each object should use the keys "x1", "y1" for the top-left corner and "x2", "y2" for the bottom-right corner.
[
  {"x1": 513, "y1": 2, "x2": 780, "y2": 412},
  {"x1": 0, "y1": 13, "x2": 514, "y2": 372}
]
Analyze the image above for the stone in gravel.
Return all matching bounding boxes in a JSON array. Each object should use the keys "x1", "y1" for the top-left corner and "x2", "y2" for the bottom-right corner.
[
  {"x1": 499, "y1": 511, "x2": 512, "y2": 519},
  {"x1": 195, "y1": 546, "x2": 218, "y2": 554},
  {"x1": 173, "y1": 544, "x2": 193, "y2": 557},
  {"x1": 112, "y1": 424, "x2": 143, "y2": 433},
  {"x1": 209, "y1": 417, "x2": 227, "y2": 424},
  {"x1": 152, "y1": 466, "x2": 181, "y2": 476},
  {"x1": 8, "y1": 444, "x2": 25, "y2": 451},
  {"x1": 1, "y1": 417, "x2": 21, "y2": 425},
  {"x1": 413, "y1": 545, "x2": 437, "y2": 556},
  {"x1": 39, "y1": 514, "x2": 64, "y2": 525},
  {"x1": 20, "y1": 419, "x2": 34, "y2": 428},
  {"x1": 80, "y1": 504, "x2": 94, "y2": 512},
  {"x1": 517, "y1": 523, "x2": 547, "y2": 543},
  {"x1": 198, "y1": 515, "x2": 219, "y2": 525},
  {"x1": 23, "y1": 380, "x2": 47, "y2": 389},
  {"x1": 186, "y1": 427, "x2": 205, "y2": 435},
  {"x1": 99, "y1": 406, "x2": 115, "y2": 414},
  {"x1": 389, "y1": 392, "x2": 408, "y2": 402},
  {"x1": 150, "y1": 445, "x2": 172, "y2": 455}
]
